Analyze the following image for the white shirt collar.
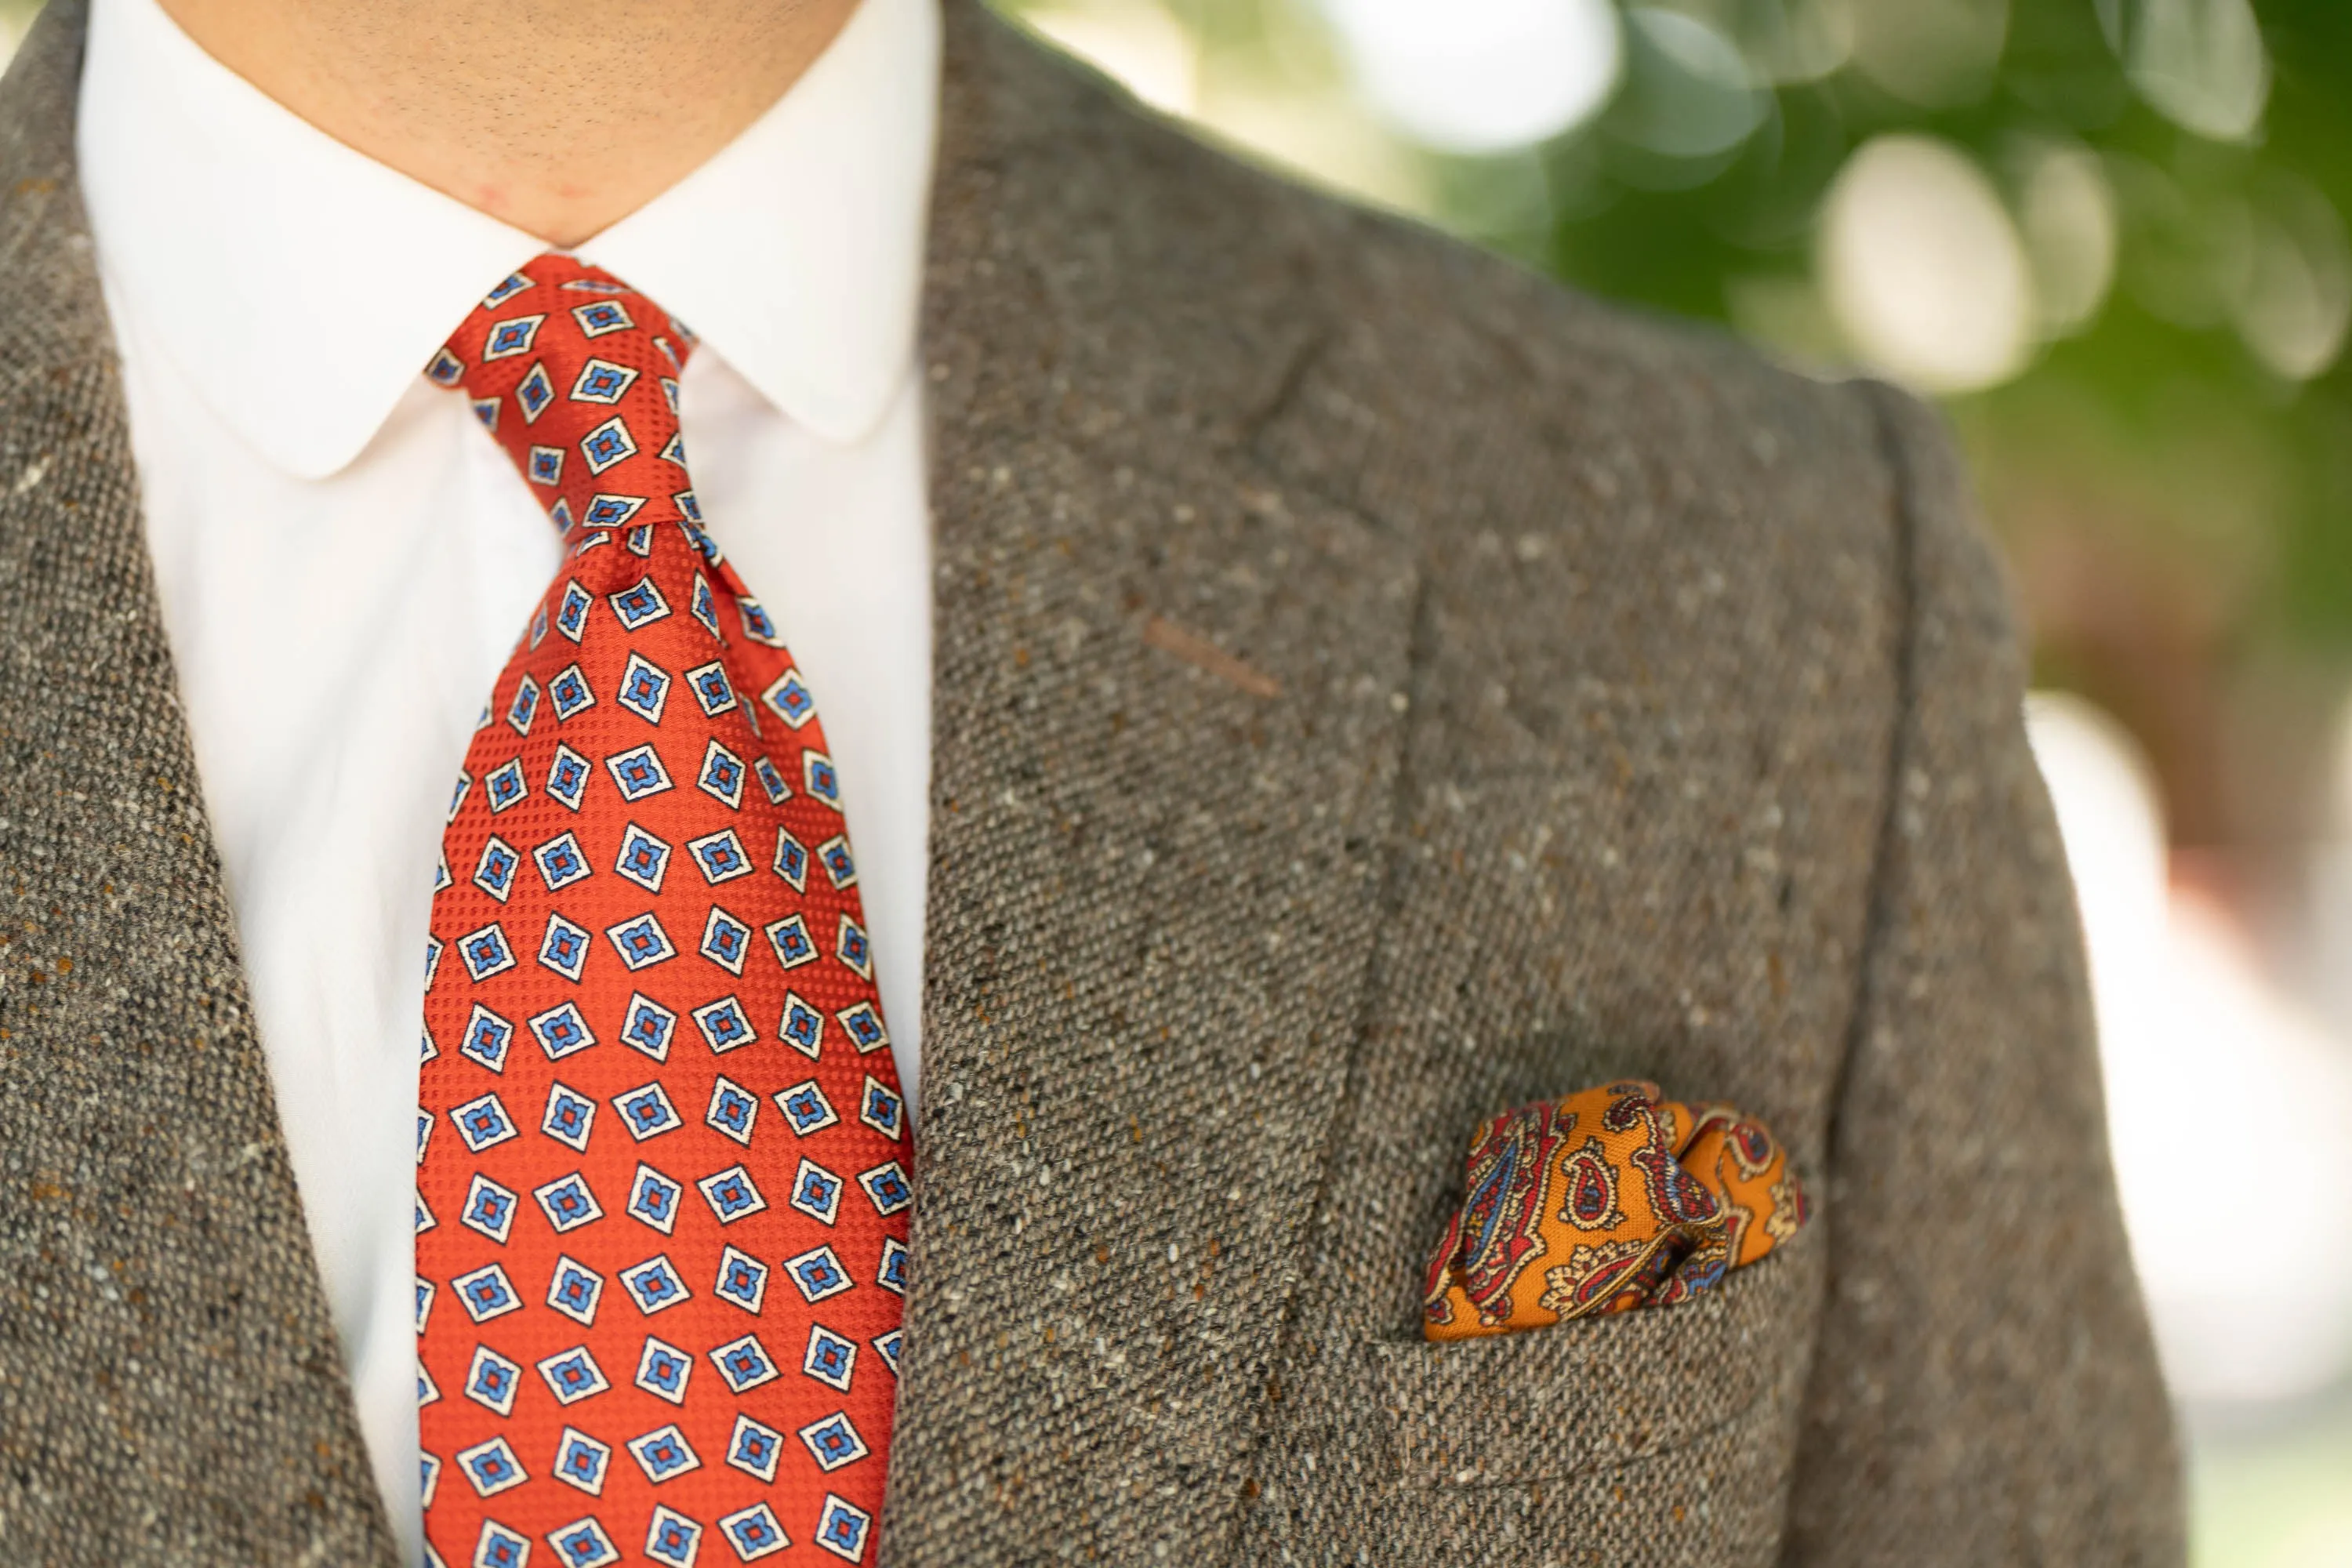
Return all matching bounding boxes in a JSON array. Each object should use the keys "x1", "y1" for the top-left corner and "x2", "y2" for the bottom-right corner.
[{"x1": 78, "y1": 0, "x2": 938, "y2": 480}]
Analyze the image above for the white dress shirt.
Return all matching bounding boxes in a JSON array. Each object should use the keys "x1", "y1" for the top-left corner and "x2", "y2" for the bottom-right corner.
[{"x1": 77, "y1": 0, "x2": 939, "y2": 1552}]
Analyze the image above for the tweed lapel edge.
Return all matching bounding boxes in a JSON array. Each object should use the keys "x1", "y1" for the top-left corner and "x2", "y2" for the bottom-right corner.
[
  {"x1": 0, "y1": 2, "x2": 398, "y2": 1563},
  {"x1": 883, "y1": 9, "x2": 1422, "y2": 1559}
]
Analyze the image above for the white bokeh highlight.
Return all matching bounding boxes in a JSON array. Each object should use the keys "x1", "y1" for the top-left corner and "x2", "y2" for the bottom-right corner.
[
  {"x1": 1612, "y1": 7, "x2": 1764, "y2": 162},
  {"x1": 2102, "y1": 0, "x2": 2270, "y2": 144},
  {"x1": 2030, "y1": 692, "x2": 2352, "y2": 1406},
  {"x1": 1819, "y1": 133, "x2": 2033, "y2": 393},
  {"x1": 1315, "y1": 0, "x2": 1623, "y2": 154},
  {"x1": 1024, "y1": 0, "x2": 1199, "y2": 114},
  {"x1": 2216, "y1": 181, "x2": 2352, "y2": 384},
  {"x1": 2019, "y1": 142, "x2": 2118, "y2": 336}
]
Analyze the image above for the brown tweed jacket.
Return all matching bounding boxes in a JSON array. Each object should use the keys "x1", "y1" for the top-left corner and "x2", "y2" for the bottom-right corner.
[{"x1": 0, "y1": 0, "x2": 2183, "y2": 1563}]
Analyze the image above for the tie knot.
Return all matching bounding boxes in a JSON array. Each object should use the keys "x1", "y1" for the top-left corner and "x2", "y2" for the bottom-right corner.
[{"x1": 430, "y1": 253, "x2": 700, "y2": 549}]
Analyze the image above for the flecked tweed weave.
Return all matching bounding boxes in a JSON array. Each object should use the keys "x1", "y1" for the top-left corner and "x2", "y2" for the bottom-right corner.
[{"x1": 0, "y1": 1, "x2": 2183, "y2": 1564}]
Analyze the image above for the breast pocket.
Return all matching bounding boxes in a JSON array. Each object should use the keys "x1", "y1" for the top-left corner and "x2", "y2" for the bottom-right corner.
[{"x1": 1362, "y1": 1221, "x2": 1824, "y2": 1489}]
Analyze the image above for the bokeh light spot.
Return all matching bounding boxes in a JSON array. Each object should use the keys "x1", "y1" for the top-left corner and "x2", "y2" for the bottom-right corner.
[
  {"x1": 2100, "y1": 0, "x2": 2270, "y2": 143},
  {"x1": 1606, "y1": 7, "x2": 1764, "y2": 164},
  {"x1": 1315, "y1": 0, "x2": 1623, "y2": 154},
  {"x1": 2018, "y1": 142, "x2": 2117, "y2": 336},
  {"x1": 1820, "y1": 133, "x2": 2032, "y2": 392}
]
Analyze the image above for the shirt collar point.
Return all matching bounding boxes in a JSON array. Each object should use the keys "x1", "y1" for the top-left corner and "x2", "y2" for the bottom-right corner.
[
  {"x1": 209, "y1": 358, "x2": 441, "y2": 481},
  {"x1": 732, "y1": 339, "x2": 915, "y2": 448},
  {"x1": 786, "y1": 378, "x2": 910, "y2": 447}
]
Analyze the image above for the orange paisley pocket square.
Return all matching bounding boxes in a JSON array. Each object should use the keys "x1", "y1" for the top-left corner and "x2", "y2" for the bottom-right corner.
[{"x1": 1421, "y1": 1079, "x2": 1808, "y2": 1341}]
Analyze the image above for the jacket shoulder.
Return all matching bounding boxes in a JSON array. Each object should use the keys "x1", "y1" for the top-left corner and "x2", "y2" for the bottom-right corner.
[{"x1": 942, "y1": 2, "x2": 1900, "y2": 579}]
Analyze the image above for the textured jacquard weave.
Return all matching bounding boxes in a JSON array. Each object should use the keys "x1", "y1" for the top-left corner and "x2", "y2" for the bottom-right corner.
[{"x1": 416, "y1": 256, "x2": 909, "y2": 1568}]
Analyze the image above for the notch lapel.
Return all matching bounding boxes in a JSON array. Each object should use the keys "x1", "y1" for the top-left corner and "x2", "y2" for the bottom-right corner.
[
  {"x1": 0, "y1": 3, "x2": 1417, "y2": 1562},
  {"x1": 0, "y1": 3, "x2": 397, "y2": 1563},
  {"x1": 880, "y1": 10, "x2": 1423, "y2": 1562}
]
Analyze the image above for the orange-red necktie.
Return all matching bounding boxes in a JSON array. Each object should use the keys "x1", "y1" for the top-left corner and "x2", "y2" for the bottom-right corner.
[{"x1": 416, "y1": 254, "x2": 909, "y2": 1568}]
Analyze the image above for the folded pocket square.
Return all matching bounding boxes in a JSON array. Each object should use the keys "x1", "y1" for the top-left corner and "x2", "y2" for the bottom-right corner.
[{"x1": 1421, "y1": 1079, "x2": 1808, "y2": 1341}]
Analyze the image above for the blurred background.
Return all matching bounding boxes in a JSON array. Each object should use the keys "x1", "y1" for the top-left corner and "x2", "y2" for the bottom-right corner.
[{"x1": 5, "y1": 0, "x2": 2350, "y2": 1556}]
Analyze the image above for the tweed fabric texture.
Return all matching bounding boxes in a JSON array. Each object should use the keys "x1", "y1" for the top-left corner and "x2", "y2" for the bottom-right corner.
[
  {"x1": 0, "y1": 3, "x2": 397, "y2": 1563},
  {"x1": 0, "y1": 2, "x2": 2180, "y2": 1566},
  {"x1": 904, "y1": 11, "x2": 2180, "y2": 1563}
]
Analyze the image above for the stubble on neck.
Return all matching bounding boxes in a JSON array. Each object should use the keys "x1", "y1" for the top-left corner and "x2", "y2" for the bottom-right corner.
[{"x1": 156, "y1": 0, "x2": 864, "y2": 245}]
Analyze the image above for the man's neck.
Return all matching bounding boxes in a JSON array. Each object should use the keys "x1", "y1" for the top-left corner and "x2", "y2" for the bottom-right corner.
[{"x1": 155, "y1": 0, "x2": 863, "y2": 246}]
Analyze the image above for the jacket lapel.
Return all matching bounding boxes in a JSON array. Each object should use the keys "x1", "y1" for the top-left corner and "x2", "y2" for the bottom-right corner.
[
  {"x1": 0, "y1": 2, "x2": 1416, "y2": 1560},
  {"x1": 0, "y1": 3, "x2": 397, "y2": 1562},
  {"x1": 881, "y1": 10, "x2": 1421, "y2": 1562}
]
